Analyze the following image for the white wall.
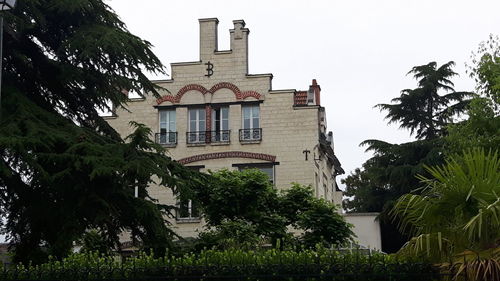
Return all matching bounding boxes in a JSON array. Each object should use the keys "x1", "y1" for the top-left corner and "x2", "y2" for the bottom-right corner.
[{"x1": 343, "y1": 213, "x2": 381, "y2": 251}]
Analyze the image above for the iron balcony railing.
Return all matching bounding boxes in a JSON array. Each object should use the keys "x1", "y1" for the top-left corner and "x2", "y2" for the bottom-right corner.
[
  {"x1": 239, "y1": 128, "x2": 262, "y2": 142},
  {"x1": 186, "y1": 131, "x2": 207, "y2": 144},
  {"x1": 155, "y1": 132, "x2": 177, "y2": 145},
  {"x1": 211, "y1": 130, "x2": 230, "y2": 143},
  {"x1": 186, "y1": 130, "x2": 231, "y2": 144}
]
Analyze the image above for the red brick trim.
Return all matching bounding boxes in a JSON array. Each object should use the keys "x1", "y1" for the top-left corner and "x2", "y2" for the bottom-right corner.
[
  {"x1": 240, "y1": 91, "x2": 262, "y2": 100},
  {"x1": 209, "y1": 82, "x2": 241, "y2": 97},
  {"x1": 156, "y1": 95, "x2": 177, "y2": 104},
  {"x1": 157, "y1": 82, "x2": 264, "y2": 105},
  {"x1": 205, "y1": 104, "x2": 212, "y2": 143},
  {"x1": 178, "y1": 151, "x2": 276, "y2": 164},
  {"x1": 175, "y1": 84, "x2": 209, "y2": 102}
]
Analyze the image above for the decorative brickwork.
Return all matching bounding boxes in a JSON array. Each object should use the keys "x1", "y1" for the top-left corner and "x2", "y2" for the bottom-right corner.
[
  {"x1": 157, "y1": 82, "x2": 262, "y2": 105},
  {"x1": 178, "y1": 151, "x2": 276, "y2": 164},
  {"x1": 156, "y1": 95, "x2": 177, "y2": 104},
  {"x1": 209, "y1": 82, "x2": 241, "y2": 97},
  {"x1": 175, "y1": 84, "x2": 209, "y2": 102},
  {"x1": 205, "y1": 104, "x2": 212, "y2": 143},
  {"x1": 240, "y1": 91, "x2": 262, "y2": 100}
]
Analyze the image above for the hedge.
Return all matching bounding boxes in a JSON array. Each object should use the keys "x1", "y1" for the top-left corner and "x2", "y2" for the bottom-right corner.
[{"x1": 1, "y1": 248, "x2": 440, "y2": 281}]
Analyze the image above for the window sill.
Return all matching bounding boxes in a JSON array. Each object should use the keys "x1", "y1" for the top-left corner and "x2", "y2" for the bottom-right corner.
[
  {"x1": 160, "y1": 143, "x2": 177, "y2": 148},
  {"x1": 240, "y1": 140, "x2": 262, "y2": 144},
  {"x1": 176, "y1": 218, "x2": 201, "y2": 224},
  {"x1": 210, "y1": 142, "x2": 230, "y2": 146},
  {"x1": 187, "y1": 143, "x2": 206, "y2": 147}
]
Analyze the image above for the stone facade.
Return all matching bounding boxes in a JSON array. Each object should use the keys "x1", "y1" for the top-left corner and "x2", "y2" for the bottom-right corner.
[{"x1": 105, "y1": 18, "x2": 344, "y2": 238}]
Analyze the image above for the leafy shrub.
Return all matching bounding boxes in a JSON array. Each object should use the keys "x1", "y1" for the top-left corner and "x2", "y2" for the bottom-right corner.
[{"x1": 0, "y1": 249, "x2": 438, "y2": 281}]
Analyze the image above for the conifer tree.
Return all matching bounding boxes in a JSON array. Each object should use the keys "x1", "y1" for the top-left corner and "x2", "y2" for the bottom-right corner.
[
  {"x1": 377, "y1": 61, "x2": 471, "y2": 139},
  {"x1": 0, "y1": 0, "x2": 201, "y2": 263},
  {"x1": 343, "y1": 61, "x2": 472, "y2": 252}
]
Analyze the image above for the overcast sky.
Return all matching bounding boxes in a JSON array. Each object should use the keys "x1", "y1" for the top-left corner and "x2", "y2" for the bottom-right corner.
[
  {"x1": 1, "y1": 0, "x2": 499, "y2": 245},
  {"x1": 106, "y1": 0, "x2": 499, "y2": 188}
]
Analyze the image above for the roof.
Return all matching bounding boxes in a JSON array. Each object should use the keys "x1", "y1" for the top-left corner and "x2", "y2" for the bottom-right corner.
[
  {"x1": 319, "y1": 135, "x2": 345, "y2": 176},
  {"x1": 293, "y1": 91, "x2": 308, "y2": 106}
]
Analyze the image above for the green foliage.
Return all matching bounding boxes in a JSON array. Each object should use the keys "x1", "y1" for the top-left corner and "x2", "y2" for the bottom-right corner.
[
  {"x1": 0, "y1": 0, "x2": 204, "y2": 263},
  {"x1": 0, "y1": 249, "x2": 437, "y2": 281},
  {"x1": 193, "y1": 170, "x2": 353, "y2": 249},
  {"x1": 468, "y1": 34, "x2": 500, "y2": 108},
  {"x1": 78, "y1": 230, "x2": 113, "y2": 255},
  {"x1": 343, "y1": 61, "x2": 473, "y2": 253},
  {"x1": 392, "y1": 149, "x2": 500, "y2": 258},
  {"x1": 195, "y1": 169, "x2": 280, "y2": 228},
  {"x1": 342, "y1": 168, "x2": 389, "y2": 213},
  {"x1": 195, "y1": 219, "x2": 262, "y2": 251},
  {"x1": 342, "y1": 139, "x2": 446, "y2": 253},
  {"x1": 298, "y1": 198, "x2": 354, "y2": 247},
  {"x1": 391, "y1": 149, "x2": 500, "y2": 280},
  {"x1": 377, "y1": 61, "x2": 472, "y2": 140},
  {"x1": 280, "y1": 184, "x2": 354, "y2": 248},
  {"x1": 446, "y1": 97, "x2": 500, "y2": 154}
]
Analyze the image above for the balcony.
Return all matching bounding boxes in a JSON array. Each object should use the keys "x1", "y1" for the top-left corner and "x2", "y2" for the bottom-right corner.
[
  {"x1": 186, "y1": 131, "x2": 207, "y2": 144},
  {"x1": 210, "y1": 130, "x2": 230, "y2": 143},
  {"x1": 155, "y1": 132, "x2": 177, "y2": 146},
  {"x1": 239, "y1": 128, "x2": 262, "y2": 143},
  {"x1": 186, "y1": 130, "x2": 231, "y2": 145}
]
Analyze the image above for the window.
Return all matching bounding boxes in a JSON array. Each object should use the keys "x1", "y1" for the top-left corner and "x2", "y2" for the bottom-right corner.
[
  {"x1": 177, "y1": 166, "x2": 202, "y2": 220},
  {"x1": 178, "y1": 199, "x2": 200, "y2": 220},
  {"x1": 240, "y1": 105, "x2": 261, "y2": 141},
  {"x1": 158, "y1": 110, "x2": 176, "y2": 144},
  {"x1": 212, "y1": 106, "x2": 230, "y2": 142},
  {"x1": 237, "y1": 164, "x2": 274, "y2": 184},
  {"x1": 187, "y1": 108, "x2": 206, "y2": 144}
]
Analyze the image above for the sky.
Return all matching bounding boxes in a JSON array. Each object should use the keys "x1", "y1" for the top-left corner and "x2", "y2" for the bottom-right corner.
[
  {"x1": 1, "y1": 0, "x2": 499, "y2": 244},
  {"x1": 105, "y1": 0, "x2": 499, "y2": 187}
]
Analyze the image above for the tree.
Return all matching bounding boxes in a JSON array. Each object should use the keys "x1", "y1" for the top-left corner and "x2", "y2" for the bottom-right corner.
[
  {"x1": 194, "y1": 169, "x2": 286, "y2": 238},
  {"x1": 446, "y1": 97, "x2": 500, "y2": 154},
  {"x1": 279, "y1": 184, "x2": 354, "y2": 248},
  {"x1": 447, "y1": 35, "x2": 500, "y2": 155},
  {"x1": 194, "y1": 169, "x2": 353, "y2": 249},
  {"x1": 342, "y1": 168, "x2": 389, "y2": 213},
  {"x1": 297, "y1": 198, "x2": 353, "y2": 248},
  {"x1": 391, "y1": 149, "x2": 500, "y2": 281},
  {"x1": 468, "y1": 34, "x2": 500, "y2": 108},
  {"x1": 343, "y1": 61, "x2": 472, "y2": 252},
  {"x1": 343, "y1": 138, "x2": 445, "y2": 252},
  {"x1": 377, "y1": 61, "x2": 472, "y2": 140},
  {"x1": 0, "y1": 0, "x2": 202, "y2": 263}
]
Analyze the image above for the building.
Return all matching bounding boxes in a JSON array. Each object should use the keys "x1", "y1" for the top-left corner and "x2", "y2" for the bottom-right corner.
[
  {"x1": 343, "y1": 213, "x2": 382, "y2": 251},
  {"x1": 105, "y1": 18, "x2": 344, "y2": 238}
]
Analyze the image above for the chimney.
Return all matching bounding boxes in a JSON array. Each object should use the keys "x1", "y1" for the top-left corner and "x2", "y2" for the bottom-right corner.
[
  {"x1": 311, "y1": 79, "x2": 321, "y2": 106},
  {"x1": 230, "y1": 20, "x2": 249, "y2": 73},
  {"x1": 199, "y1": 18, "x2": 219, "y2": 60}
]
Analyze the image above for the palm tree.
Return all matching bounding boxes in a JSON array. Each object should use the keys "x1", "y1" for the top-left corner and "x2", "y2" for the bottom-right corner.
[
  {"x1": 391, "y1": 149, "x2": 500, "y2": 280},
  {"x1": 377, "y1": 61, "x2": 472, "y2": 140}
]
